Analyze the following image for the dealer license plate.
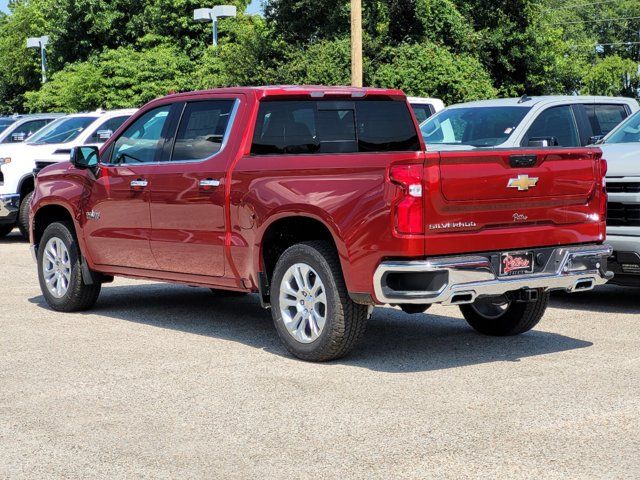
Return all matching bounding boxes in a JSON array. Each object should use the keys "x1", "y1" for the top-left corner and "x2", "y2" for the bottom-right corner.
[{"x1": 499, "y1": 251, "x2": 534, "y2": 276}]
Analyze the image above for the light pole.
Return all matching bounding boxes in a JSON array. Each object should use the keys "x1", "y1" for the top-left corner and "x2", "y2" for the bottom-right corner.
[
  {"x1": 26, "y1": 35, "x2": 49, "y2": 83},
  {"x1": 194, "y1": 5, "x2": 237, "y2": 47},
  {"x1": 350, "y1": 0, "x2": 362, "y2": 87}
]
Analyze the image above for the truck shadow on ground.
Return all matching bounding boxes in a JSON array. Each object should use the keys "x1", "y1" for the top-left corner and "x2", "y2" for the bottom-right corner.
[
  {"x1": 0, "y1": 229, "x2": 26, "y2": 244},
  {"x1": 551, "y1": 284, "x2": 640, "y2": 314},
  {"x1": 29, "y1": 283, "x2": 592, "y2": 373}
]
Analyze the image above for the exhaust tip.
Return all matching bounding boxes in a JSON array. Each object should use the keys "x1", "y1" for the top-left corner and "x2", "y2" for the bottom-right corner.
[
  {"x1": 572, "y1": 279, "x2": 595, "y2": 292},
  {"x1": 450, "y1": 293, "x2": 475, "y2": 305}
]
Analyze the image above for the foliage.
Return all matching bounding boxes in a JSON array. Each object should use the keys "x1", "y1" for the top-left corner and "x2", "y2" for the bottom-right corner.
[
  {"x1": 372, "y1": 42, "x2": 497, "y2": 104},
  {"x1": 24, "y1": 44, "x2": 195, "y2": 111},
  {"x1": 582, "y1": 56, "x2": 640, "y2": 97},
  {"x1": 1, "y1": 0, "x2": 639, "y2": 114}
]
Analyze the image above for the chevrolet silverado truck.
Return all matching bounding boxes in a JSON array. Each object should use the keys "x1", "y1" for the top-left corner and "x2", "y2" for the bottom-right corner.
[{"x1": 30, "y1": 86, "x2": 612, "y2": 361}]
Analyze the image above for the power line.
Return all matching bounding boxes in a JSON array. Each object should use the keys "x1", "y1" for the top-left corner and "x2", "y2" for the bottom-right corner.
[
  {"x1": 552, "y1": 15, "x2": 640, "y2": 25},
  {"x1": 571, "y1": 40, "x2": 640, "y2": 47},
  {"x1": 544, "y1": 0, "x2": 625, "y2": 12}
]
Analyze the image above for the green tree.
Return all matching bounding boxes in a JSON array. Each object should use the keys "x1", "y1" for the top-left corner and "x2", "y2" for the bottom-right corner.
[
  {"x1": 581, "y1": 55, "x2": 640, "y2": 97},
  {"x1": 372, "y1": 42, "x2": 497, "y2": 104},
  {"x1": 24, "y1": 43, "x2": 195, "y2": 112}
]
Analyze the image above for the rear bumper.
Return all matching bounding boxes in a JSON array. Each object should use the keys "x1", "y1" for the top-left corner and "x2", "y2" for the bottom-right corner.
[
  {"x1": 0, "y1": 194, "x2": 20, "y2": 225},
  {"x1": 373, "y1": 244, "x2": 613, "y2": 305}
]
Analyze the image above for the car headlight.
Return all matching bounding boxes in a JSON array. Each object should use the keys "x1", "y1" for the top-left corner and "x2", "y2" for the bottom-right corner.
[{"x1": 0, "y1": 157, "x2": 11, "y2": 165}]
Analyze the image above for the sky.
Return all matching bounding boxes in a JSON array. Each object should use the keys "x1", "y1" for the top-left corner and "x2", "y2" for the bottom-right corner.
[{"x1": 0, "y1": 1, "x2": 262, "y2": 14}]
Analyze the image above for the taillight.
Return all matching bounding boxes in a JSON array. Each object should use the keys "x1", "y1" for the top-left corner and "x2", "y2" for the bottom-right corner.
[
  {"x1": 389, "y1": 164, "x2": 424, "y2": 234},
  {"x1": 599, "y1": 158, "x2": 608, "y2": 222}
]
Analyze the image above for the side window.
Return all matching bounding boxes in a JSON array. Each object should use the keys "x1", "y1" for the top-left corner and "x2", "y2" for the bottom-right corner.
[
  {"x1": 171, "y1": 100, "x2": 235, "y2": 161},
  {"x1": 523, "y1": 105, "x2": 580, "y2": 147},
  {"x1": 411, "y1": 104, "x2": 434, "y2": 124},
  {"x1": 2, "y1": 119, "x2": 49, "y2": 143},
  {"x1": 86, "y1": 116, "x2": 130, "y2": 144},
  {"x1": 109, "y1": 106, "x2": 171, "y2": 164},
  {"x1": 251, "y1": 101, "x2": 319, "y2": 155},
  {"x1": 585, "y1": 104, "x2": 628, "y2": 137}
]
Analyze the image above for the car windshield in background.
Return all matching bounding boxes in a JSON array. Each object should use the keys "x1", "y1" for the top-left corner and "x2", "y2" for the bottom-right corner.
[
  {"x1": 420, "y1": 106, "x2": 531, "y2": 147},
  {"x1": 0, "y1": 119, "x2": 15, "y2": 133},
  {"x1": 605, "y1": 111, "x2": 640, "y2": 144},
  {"x1": 28, "y1": 116, "x2": 98, "y2": 145}
]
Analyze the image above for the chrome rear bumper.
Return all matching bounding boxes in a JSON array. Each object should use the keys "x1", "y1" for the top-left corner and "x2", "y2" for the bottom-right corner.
[{"x1": 373, "y1": 244, "x2": 613, "y2": 305}]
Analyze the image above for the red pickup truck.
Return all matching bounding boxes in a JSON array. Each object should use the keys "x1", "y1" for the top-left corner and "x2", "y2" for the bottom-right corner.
[{"x1": 30, "y1": 86, "x2": 612, "y2": 361}]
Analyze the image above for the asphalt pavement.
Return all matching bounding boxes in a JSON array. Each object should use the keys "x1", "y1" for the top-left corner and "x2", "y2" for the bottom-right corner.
[{"x1": 1, "y1": 228, "x2": 639, "y2": 479}]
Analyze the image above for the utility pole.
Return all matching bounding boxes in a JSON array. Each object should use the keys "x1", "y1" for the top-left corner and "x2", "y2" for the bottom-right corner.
[{"x1": 351, "y1": 0, "x2": 362, "y2": 87}]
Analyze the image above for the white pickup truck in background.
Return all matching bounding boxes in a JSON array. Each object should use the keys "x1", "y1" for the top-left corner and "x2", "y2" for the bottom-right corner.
[
  {"x1": 0, "y1": 109, "x2": 135, "y2": 238},
  {"x1": 420, "y1": 96, "x2": 638, "y2": 150}
]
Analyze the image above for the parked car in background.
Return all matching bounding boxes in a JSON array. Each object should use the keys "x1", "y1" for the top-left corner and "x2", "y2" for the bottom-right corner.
[
  {"x1": 420, "y1": 96, "x2": 638, "y2": 150},
  {"x1": 408, "y1": 96, "x2": 445, "y2": 123},
  {"x1": 0, "y1": 113, "x2": 64, "y2": 144},
  {"x1": 0, "y1": 109, "x2": 136, "y2": 238},
  {"x1": 29, "y1": 87, "x2": 611, "y2": 362},
  {"x1": 595, "y1": 110, "x2": 640, "y2": 286}
]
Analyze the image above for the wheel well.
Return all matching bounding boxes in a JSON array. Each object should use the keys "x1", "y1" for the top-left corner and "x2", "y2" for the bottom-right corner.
[
  {"x1": 19, "y1": 175, "x2": 34, "y2": 200},
  {"x1": 33, "y1": 205, "x2": 74, "y2": 245},
  {"x1": 261, "y1": 217, "x2": 337, "y2": 282}
]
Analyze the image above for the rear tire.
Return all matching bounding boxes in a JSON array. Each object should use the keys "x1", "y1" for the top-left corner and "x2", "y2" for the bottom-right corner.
[
  {"x1": 17, "y1": 190, "x2": 33, "y2": 238},
  {"x1": 460, "y1": 290, "x2": 549, "y2": 336},
  {"x1": 0, "y1": 224, "x2": 14, "y2": 238},
  {"x1": 270, "y1": 241, "x2": 368, "y2": 362},
  {"x1": 37, "y1": 221, "x2": 101, "y2": 312}
]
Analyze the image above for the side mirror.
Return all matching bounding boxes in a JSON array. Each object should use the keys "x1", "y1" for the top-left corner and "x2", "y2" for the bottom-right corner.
[
  {"x1": 96, "y1": 129, "x2": 113, "y2": 141},
  {"x1": 588, "y1": 135, "x2": 605, "y2": 145},
  {"x1": 70, "y1": 146, "x2": 99, "y2": 169},
  {"x1": 10, "y1": 132, "x2": 26, "y2": 142},
  {"x1": 527, "y1": 136, "x2": 558, "y2": 147}
]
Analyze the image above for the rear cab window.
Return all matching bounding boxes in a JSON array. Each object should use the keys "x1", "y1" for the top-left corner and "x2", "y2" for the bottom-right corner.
[
  {"x1": 251, "y1": 98, "x2": 420, "y2": 155},
  {"x1": 585, "y1": 104, "x2": 629, "y2": 137}
]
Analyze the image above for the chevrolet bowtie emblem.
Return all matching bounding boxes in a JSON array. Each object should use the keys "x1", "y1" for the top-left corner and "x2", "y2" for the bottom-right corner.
[{"x1": 508, "y1": 174, "x2": 539, "y2": 191}]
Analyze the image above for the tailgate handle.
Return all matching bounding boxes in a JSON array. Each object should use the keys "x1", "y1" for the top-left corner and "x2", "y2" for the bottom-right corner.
[{"x1": 509, "y1": 155, "x2": 537, "y2": 168}]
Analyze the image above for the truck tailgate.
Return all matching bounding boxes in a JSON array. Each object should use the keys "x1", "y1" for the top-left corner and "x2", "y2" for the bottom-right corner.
[{"x1": 424, "y1": 148, "x2": 606, "y2": 255}]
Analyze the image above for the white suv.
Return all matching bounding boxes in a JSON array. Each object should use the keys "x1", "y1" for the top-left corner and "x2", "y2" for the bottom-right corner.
[
  {"x1": 0, "y1": 109, "x2": 136, "y2": 238},
  {"x1": 408, "y1": 96, "x2": 445, "y2": 124},
  {"x1": 420, "y1": 96, "x2": 638, "y2": 150}
]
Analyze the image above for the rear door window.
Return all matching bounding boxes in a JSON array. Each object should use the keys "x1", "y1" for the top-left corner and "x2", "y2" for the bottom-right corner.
[
  {"x1": 86, "y1": 116, "x2": 130, "y2": 144},
  {"x1": 585, "y1": 104, "x2": 629, "y2": 137},
  {"x1": 522, "y1": 105, "x2": 580, "y2": 147},
  {"x1": 2, "y1": 119, "x2": 50, "y2": 143},
  {"x1": 251, "y1": 99, "x2": 419, "y2": 155},
  {"x1": 411, "y1": 104, "x2": 434, "y2": 124},
  {"x1": 171, "y1": 100, "x2": 236, "y2": 161}
]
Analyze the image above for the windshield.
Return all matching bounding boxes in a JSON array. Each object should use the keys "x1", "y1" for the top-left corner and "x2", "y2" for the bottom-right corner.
[
  {"x1": 420, "y1": 106, "x2": 531, "y2": 147},
  {"x1": 605, "y1": 111, "x2": 640, "y2": 144},
  {"x1": 0, "y1": 119, "x2": 15, "y2": 133},
  {"x1": 28, "y1": 116, "x2": 97, "y2": 145}
]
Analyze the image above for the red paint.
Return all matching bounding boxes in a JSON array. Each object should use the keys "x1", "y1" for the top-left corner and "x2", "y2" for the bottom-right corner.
[{"x1": 30, "y1": 86, "x2": 608, "y2": 304}]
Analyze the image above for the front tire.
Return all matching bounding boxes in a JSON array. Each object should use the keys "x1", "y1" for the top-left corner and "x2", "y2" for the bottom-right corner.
[
  {"x1": 460, "y1": 290, "x2": 549, "y2": 336},
  {"x1": 37, "y1": 221, "x2": 101, "y2": 312},
  {"x1": 270, "y1": 241, "x2": 368, "y2": 362},
  {"x1": 17, "y1": 190, "x2": 33, "y2": 238}
]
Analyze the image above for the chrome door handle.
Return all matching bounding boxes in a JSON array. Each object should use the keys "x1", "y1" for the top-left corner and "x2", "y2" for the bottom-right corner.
[
  {"x1": 130, "y1": 179, "x2": 148, "y2": 188},
  {"x1": 199, "y1": 179, "x2": 220, "y2": 188}
]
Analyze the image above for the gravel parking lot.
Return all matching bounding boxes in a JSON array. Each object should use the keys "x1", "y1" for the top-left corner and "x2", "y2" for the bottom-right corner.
[{"x1": 1, "y1": 228, "x2": 639, "y2": 479}]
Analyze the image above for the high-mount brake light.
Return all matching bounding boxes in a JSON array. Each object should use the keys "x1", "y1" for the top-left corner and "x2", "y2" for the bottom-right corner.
[{"x1": 389, "y1": 164, "x2": 424, "y2": 235}]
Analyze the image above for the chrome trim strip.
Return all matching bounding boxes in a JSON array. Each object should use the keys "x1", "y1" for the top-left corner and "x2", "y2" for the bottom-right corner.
[{"x1": 373, "y1": 244, "x2": 613, "y2": 305}]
